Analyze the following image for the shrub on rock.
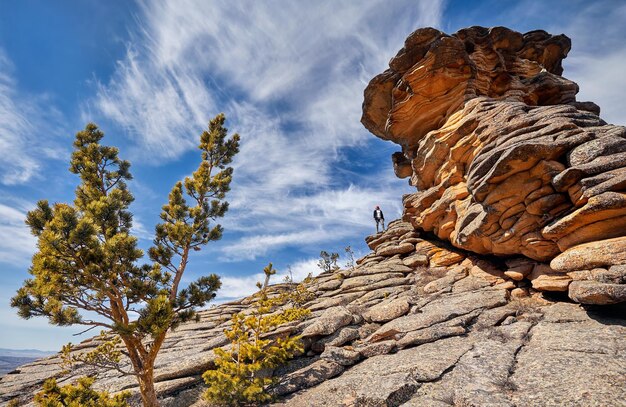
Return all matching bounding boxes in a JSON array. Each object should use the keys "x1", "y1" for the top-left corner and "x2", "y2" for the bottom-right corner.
[{"x1": 203, "y1": 278, "x2": 312, "y2": 405}]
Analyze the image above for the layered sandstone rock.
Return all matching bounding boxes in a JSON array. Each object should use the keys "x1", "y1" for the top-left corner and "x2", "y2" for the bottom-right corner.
[{"x1": 362, "y1": 26, "x2": 626, "y2": 304}]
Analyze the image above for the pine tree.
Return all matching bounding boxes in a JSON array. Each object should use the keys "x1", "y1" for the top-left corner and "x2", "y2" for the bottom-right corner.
[
  {"x1": 11, "y1": 114, "x2": 240, "y2": 407},
  {"x1": 203, "y1": 270, "x2": 313, "y2": 405}
]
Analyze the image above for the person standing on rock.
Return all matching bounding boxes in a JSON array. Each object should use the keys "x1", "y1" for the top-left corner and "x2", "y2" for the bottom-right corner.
[{"x1": 373, "y1": 205, "x2": 385, "y2": 233}]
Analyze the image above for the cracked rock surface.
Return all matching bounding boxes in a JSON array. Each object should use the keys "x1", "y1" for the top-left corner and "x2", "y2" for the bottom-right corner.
[{"x1": 2, "y1": 221, "x2": 624, "y2": 406}]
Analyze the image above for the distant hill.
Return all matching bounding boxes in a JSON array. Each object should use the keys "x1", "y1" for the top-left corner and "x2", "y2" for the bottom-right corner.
[{"x1": 0, "y1": 348, "x2": 55, "y2": 376}]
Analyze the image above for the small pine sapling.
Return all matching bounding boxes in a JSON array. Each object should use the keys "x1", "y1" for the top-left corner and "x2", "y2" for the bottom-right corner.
[
  {"x1": 258, "y1": 262, "x2": 277, "y2": 290},
  {"x1": 203, "y1": 268, "x2": 313, "y2": 405},
  {"x1": 34, "y1": 376, "x2": 130, "y2": 407}
]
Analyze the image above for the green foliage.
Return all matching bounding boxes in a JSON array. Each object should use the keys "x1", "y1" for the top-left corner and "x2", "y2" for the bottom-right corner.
[
  {"x1": 317, "y1": 250, "x2": 340, "y2": 273},
  {"x1": 203, "y1": 272, "x2": 312, "y2": 406},
  {"x1": 61, "y1": 332, "x2": 123, "y2": 375},
  {"x1": 12, "y1": 114, "x2": 239, "y2": 407},
  {"x1": 34, "y1": 376, "x2": 130, "y2": 407}
]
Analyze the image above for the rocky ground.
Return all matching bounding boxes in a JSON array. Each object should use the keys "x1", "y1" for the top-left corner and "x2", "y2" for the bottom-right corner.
[{"x1": 1, "y1": 221, "x2": 625, "y2": 406}]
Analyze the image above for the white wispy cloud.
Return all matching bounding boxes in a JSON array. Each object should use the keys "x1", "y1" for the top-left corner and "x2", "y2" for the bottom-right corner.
[
  {"x1": 0, "y1": 200, "x2": 36, "y2": 266},
  {"x1": 553, "y1": 1, "x2": 626, "y2": 126},
  {"x1": 94, "y1": 47, "x2": 215, "y2": 159},
  {"x1": 503, "y1": 0, "x2": 626, "y2": 126},
  {"x1": 92, "y1": 0, "x2": 444, "y2": 260},
  {"x1": 0, "y1": 50, "x2": 66, "y2": 185},
  {"x1": 130, "y1": 215, "x2": 153, "y2": 241},
  {"x1": 220, "y1": 181, "x2": 406, "y2": 261},
  {"x1": 216, "y1": 257, "x2": 322, "y2": 300}
]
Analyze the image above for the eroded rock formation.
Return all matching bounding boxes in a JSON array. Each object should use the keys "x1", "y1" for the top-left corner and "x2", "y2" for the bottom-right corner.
[{"x1": 362, "y1": 25, "x2": 626, "y2": 304}]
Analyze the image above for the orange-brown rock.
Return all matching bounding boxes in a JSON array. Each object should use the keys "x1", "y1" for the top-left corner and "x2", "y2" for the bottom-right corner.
[
  {"x1": 361, "y1": 26, "x2": 626, "y2": 296},
  {"x1": 504, "y1": 257, "x2": 536, "y2": 281},
  {"x1": 550, "y1": 236, "x2": 626, "y2": 272},
  {"x1": 529, "y1": 264, "x2": 571, "y2": 292}
]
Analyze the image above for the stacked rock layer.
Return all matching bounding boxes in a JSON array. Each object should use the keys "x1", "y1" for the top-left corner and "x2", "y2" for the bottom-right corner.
[{"x1": 362, "y1": 26, "x2": 626, "y2": 305}]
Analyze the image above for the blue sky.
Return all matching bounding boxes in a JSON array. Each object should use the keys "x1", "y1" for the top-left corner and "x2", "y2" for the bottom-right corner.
[{"x1": 0, "y1": 0, "x2": 624, "y2": 350}]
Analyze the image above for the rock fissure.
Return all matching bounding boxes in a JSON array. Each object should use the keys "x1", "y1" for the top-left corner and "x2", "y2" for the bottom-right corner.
[{"x1": 504, "y1": 316, "x2": 541, "y2": 384}]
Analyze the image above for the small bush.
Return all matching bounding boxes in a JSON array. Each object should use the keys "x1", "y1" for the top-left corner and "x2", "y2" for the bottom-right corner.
[
  {"x1": 492, "y1": 375, "x2": 518, "y2": 392},
  {"x1": 203, "y1": 280, "x2": 312, "y2": 405},
  {"x1": 35, "y1": 376, "x2": 130, "y2": 407},
  {"x1": 318, "y1": 251, "x2": 340, "y2": 273}
]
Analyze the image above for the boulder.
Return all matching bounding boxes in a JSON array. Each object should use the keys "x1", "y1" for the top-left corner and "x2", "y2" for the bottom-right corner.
[
  {"x1": 273, "y1": 359, "x2": 344, "y2": 397},
  {"x1": 363, "y1": 298, "x2": 410, "y2": 323},
  {"x1": 376, "y1": 241, "x2": 415, "y2": 257},
  {"x1": 362, "y1": 25, "x2": 626, "y2": 267},
  {"x1": 370, "y1": 289, "x2": 508, "y2": 341},
  {"x1": 423, "y1": 266, "x2": 468, "y2": 293},
  {"x1": 528, "y1": 264, "x2": 571, "y2": 291},
  {"x1": 504, "y1": 257, "x2": 536, "y2": 281},
  {"x1": 310, "y1": 326, "x2": 360, "y2": 353},
  {"x1": 568, "y1": 281, "x2": 626, "y2": 304},
  {"x1": 301, "y1": 306, "x2": 354, "y2": 337},
  {"x1": 550, "y1": 236, "x2": 626, "y2": 272},
  {"x1": 339, "y1": 272, "x2": 405, "y2": 291},
  {"x1": 358, "y1": 340, "x2": 397, "y2": 358},
  {"x1": 402, "y1": 253, "x2": 429, "y2": 267},
  {"x1": 320, "y1": 346, "x2": 361, "y2": 366},
  {"x1": 469, "y1": 260, "x2": 507, "y2": 285}
]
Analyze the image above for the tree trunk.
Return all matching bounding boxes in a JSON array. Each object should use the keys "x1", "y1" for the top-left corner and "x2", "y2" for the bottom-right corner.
[{"x1": 138, "y1": 371, "x2": 159, "y2": 407}]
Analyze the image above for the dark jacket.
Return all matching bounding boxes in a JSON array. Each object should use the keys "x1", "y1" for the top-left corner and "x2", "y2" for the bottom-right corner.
[{"x1": 373, "y1": 209, "x2": 384, "y2": 221}]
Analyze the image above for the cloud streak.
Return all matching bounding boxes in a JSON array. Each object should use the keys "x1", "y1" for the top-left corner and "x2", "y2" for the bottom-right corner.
[
  {"x1": 92, "y1": 0, "x2": 444, "y2": 260},
  {"x1": 501, "y1": 0, "x2": 626, "y2": 126},
  {"x1": 216, "y1": 257, "x2": 322, "y2": 300},
  {"x1": 0, "y1": 50, "x2": 66, "y2": 185},
  {"x1": 553, "y1": 1, "x2": 626, "y2": 126},
  {"x1": 0, "y1": 199, "x2": 36, "y2": 266}
]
